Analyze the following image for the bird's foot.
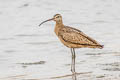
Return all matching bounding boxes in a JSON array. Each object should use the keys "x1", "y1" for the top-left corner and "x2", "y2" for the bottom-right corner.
[
  {"x1": 72, "y1": 72, "x2": 76, "y2": 75},
  {"x1": 71, "y1": 70, "x2": 76, "y2": 75}
]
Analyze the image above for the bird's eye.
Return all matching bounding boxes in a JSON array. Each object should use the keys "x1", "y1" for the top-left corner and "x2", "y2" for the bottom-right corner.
[{"x1": 56, "y1": 16, "x2": 59, "y2": 18}]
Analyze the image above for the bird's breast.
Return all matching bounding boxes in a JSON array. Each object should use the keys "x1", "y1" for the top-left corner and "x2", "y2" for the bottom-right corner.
[{"x1": 54, "y1": 25, "x2": 60, "y2": 36}]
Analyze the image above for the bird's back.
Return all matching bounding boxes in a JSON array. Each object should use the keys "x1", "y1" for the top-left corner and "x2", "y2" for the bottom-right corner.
[{"x1": 58, "y1": 26, "x2": 103, "y2": 49}]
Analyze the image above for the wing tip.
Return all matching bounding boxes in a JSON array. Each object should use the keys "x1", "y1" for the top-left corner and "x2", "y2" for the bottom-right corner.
[{"x1": 99, "y1": 45, "x2": 104, "y2": 49}]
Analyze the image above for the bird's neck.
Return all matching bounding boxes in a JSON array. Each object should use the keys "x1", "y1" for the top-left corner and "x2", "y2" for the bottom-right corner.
[
  {"x1": 56, "y1": 20, "x2": 63, "y2": 26},
  {"x1": 54, "y1": 20, "x2": 64, "y2": 36}
]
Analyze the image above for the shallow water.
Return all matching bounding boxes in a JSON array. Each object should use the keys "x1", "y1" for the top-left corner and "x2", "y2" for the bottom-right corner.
[{"x1": 0, "y1": 0, "x2": 120, "y2": 80}]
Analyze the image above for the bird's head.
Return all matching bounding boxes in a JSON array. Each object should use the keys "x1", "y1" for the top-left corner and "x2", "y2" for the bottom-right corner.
[
  {"x1": 53, "y1": 14, "x2": 62, "y2": 22},
  {"x1": 39, "y1": 14, "x2": 62, "y2": 26}
]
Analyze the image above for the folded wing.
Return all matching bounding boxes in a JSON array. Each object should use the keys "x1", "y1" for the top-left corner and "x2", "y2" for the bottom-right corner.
[{"x1": 58, "y1": 26, "x2": 103, "y2": 48}]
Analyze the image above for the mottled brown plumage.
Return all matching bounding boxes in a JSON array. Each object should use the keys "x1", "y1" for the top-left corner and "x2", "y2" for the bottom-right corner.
[
  {"x1": 53, "y1": 14, "x2": 103, "y2": 49},
  {"x1": 39, "y1": 14, "x2": 103, "y2": 77},
  {"x1": 58, "y1": 26, "x2": 103, "y2": 48}
]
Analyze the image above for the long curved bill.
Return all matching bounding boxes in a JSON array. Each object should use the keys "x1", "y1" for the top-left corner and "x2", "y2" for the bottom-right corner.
[{"x1": 39, "y1": 18, "x2": 54, "y2": 26}]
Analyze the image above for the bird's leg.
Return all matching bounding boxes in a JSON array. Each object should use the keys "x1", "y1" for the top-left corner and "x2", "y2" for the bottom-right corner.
[
  {"x1": 71, "y1": 48, "x2": 73, "y2": 73},
  {"x1": 73, "y1": 48, "x2": 76, "y2": 74},
  {"x1": 72, "y1": 48, "x2": 77, "y2": 80}
]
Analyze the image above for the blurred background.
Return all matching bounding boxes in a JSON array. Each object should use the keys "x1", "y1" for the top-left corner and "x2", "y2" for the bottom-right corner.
[{"x1": 0, "y1": 0, "x2": 120, "y2": 80}]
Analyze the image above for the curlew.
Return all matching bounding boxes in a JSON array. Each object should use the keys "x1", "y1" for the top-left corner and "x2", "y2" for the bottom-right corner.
[{"x1": 39, "y1": 14, "x2": 103, "y2": 75}]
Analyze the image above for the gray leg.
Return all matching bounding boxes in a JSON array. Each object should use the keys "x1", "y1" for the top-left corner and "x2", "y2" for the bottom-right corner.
[
  {"x1": 70, "y1": 48, "x2": 74, "y2": 73},
  {"x1": 73, "y1": 48, "x2": 76, "y2": 74},
  {"x1": 71, "y1": 48, "x2": 77, "y2": 80},
  {"x1": 72, "y1": 48, "x2": 77, "y2": 80}
]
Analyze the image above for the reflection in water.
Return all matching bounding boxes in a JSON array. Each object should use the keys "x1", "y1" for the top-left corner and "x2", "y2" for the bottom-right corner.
[{"x1": 72, "y1": 74, "x2": 77, "y2": 80}]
